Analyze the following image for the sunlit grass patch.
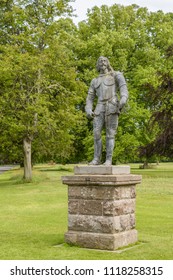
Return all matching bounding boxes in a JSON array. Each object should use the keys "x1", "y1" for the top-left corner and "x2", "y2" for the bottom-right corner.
[{"x1": 0, "y1": 162, "x2": 173, "y2": 260}]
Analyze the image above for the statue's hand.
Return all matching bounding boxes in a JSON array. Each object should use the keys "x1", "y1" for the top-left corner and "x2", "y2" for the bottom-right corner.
[
  {"x1": 119, "y1": 96, "x2": 127, "y2": 110},
  {"x1": 86, "y1": 108, "x2": 94, "y2": 119}
]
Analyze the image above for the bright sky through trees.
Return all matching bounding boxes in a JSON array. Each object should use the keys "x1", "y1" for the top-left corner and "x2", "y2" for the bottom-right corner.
[{"x1": 72, "y1": 0, "x2": 173, "y2": 24}]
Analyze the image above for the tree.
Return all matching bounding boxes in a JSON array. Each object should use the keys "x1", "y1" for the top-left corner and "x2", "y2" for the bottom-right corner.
[
  {"x1": 0, "y1": 0, "x2": 82, "y2": 180},
  {"x1": 133, "y1": 11, "x2": 173, "y2": 162}
]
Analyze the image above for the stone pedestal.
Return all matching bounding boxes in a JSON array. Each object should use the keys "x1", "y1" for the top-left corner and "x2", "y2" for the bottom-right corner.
[{"x1": 62, "y1": 165, "x2": 142, "y2": 251}]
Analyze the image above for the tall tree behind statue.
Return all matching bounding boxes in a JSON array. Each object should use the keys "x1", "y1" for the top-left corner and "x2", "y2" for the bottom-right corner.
[{"x1": 76, "y1": 4, "x2": 173, "y2": 164}]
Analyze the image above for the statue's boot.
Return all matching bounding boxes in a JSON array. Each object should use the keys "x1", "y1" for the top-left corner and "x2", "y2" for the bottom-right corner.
[
  {"x1": 89, "y1": 138, "x2": 102, "y2": 165},
  {"x1": 103, "y1": 138, "x2": 115, "y2": 166}
]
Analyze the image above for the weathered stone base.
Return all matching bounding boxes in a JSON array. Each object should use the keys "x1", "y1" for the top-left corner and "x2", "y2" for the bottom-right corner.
[
  {"x1": 62, "y1": 165, "x2": 141, "y2": 251},
  {"x1": 65, "y1": 229, "x2": 138, "y2": 250}
]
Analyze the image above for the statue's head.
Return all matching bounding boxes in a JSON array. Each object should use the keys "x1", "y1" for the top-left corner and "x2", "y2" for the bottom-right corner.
[{"x1": 96, "y1": 56, "x2": 112, "y2": 72}]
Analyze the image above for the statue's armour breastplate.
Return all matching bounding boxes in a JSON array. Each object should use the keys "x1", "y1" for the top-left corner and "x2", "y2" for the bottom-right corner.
[{"x1": 94, "y1": 74, "x2": 116, "y2": 101}]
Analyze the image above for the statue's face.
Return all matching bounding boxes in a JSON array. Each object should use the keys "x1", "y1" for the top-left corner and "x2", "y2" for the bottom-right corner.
[{"x1": 98, "y1": 57, "x2": 108, "y2": 72}]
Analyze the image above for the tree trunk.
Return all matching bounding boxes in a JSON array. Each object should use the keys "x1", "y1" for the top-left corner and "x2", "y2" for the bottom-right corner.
[
  {"x1": 23, "y1": 137, "x2": 32, "y2": 181},
  {"x1": 142, "y1": 160, "x2": 149, "y2": 169}
]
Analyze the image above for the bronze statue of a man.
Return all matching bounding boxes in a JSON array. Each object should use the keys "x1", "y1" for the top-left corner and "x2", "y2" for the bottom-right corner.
[{"x1": 85, "y1": 56, "x2": 128, "y2": 165}]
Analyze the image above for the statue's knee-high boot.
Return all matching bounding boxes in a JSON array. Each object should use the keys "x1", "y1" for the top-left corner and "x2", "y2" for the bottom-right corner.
[
  {"x1": 89, "y1": 138, "x2": 102, "y2": 165},
  {"x1": 104, "y1": 138, "x2": 115, "y2": 165}
]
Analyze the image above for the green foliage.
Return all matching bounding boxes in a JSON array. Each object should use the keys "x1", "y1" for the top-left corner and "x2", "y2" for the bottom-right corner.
[
  {"x1": 1, "y1": 2, "x2": 173, "y2": 166},
  {"x1": 0, "y1": 0, "x2": 86, "y2": 167}
]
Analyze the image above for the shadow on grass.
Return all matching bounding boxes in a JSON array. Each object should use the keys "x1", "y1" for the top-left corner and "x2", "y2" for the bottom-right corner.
[
  {"x1": 9, "y1": 173, "x2": 50, "y2": 184},
  {"x1": 0, "y1": 180, "x2": 15, "y2": 188},
  {"x1": 39, "y1": 167, "x2": 73, "y2": 172},
  {"x1": 131, "y1": 168, "x2": 173, "y2": 178},
  {"x1": 0, "y1": 172, "x2": 50, "y2": 188},
  {"x1": 53, "y1": 240, "x2": 148, "y2": 254}
]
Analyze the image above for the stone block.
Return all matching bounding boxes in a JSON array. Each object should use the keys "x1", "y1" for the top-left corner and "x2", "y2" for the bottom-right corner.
[
  {"x1": 130, "y1": 213, "x2": 136, "y2": 228},
  {"x1": 113, "y1": 229, "x2": 138, "y2": 250},
  {"x1": 65, "y1": 229, "x2": 138, "y2": 250},
  {"x1": 62, "y1": 174, "x2": 142, "y2": 187},
  {"x1": 103, "y1": 199, "x2": 135, "y2": 216},
  {"x1": 79, "y1": 200, "x2": 103, "y2": 216},
  {"x1": 120, "y1": 214, "x2": 132, "y2": 231},
  {"x1": 80, "y1": 186, "x2": 120, "y2": 200},
  {"x1": 123, "y1": 199, "x2": 136, "y2": 214},
  {"x1": 119, "y1": 186, "x2": 136, "y2": 199},
  {"x1": 68, "y1": 186, "x2": 81, "y2": 198},
  {"x1": 68, "y1": 214, "x2": 122, "y2": 233},
  {"x1": 68, "y1": 186, "x2": 121, "y2": 200},
  {"x1": 74, "y1": 165, "x2": 130, "y2": 175},
  {"x1": 68, "y1": 200, "x2": 79, "y2": 214}
]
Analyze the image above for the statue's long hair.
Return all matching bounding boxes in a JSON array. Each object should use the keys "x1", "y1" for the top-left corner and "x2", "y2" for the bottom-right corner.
[{"x1": 96, "y1": 56, "x2": 114, "y2": 72}]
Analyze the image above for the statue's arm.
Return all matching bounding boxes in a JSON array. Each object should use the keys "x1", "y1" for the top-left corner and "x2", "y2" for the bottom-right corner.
[
  {"x1": 85, "y1": 79, "x2": 96, "y2": 119},
  {"x1": 115, "y1": 72, "x2": 128, "y2": 110}
]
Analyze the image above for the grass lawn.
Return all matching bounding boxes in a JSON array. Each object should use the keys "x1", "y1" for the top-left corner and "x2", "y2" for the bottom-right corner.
[{"x1": 0, "y1": 162, "x2": 173, "y2": 260}]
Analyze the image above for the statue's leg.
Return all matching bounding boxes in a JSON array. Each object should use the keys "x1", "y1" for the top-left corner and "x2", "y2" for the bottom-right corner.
[
  {"x1": 104, "y1": 138, "x2": 115, "y2": 165},
  {"x1": 89, "y1": 114, "x2": 104, "y2": 165},
  {"x1": 104, "y1": 114, "x2": 119, "y2": 165}
]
